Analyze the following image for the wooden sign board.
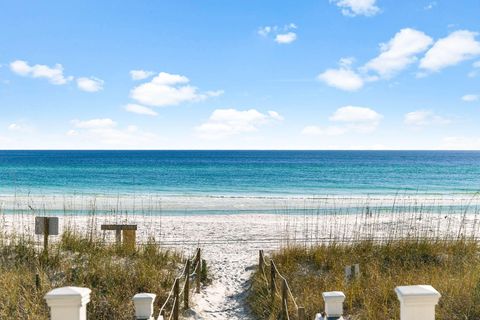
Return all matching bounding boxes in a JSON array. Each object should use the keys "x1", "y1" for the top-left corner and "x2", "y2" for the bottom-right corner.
[
  {"x1": 100, "y1": 224, "x2": 137, "y2": 249},
  {"x1": 35, "y1": 217, "x2": 59, "y2": 235}
]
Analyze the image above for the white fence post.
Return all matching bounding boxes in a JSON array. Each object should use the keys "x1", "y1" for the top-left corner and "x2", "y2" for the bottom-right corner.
[
  {"x1": 133, "y1": 293, "x2": 156, "y2": 320},
  {"x1": 322, "y1": 291, "x2": 346, "y2": 318},
  {"x1": 44, "y1": 286, "x2": 91, "y2": 320},
  {"x1": 395, "y1": 285, "x2": 441, "y2": 320}
]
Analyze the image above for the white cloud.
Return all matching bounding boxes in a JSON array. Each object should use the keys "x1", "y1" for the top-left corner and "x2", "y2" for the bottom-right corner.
[
  {"x1": 130, "y1": 70, "x2": 155, "y2": 81},
  {"x1": 318, "y1": 59, "x2": 364, "y2": 91},
  {"x1": 69, "y1": 118, "x2": 157, "y2": 145},
  {"x1": 330, "y1": 0, "x2": 380, "y2": 17},
  {"x1": 275, "y1": 32, "x2": 297, "y2": 44},
  {"x1": 441, "y1": 136, "x2": 480, "y2": 150},
  {"x1": 124, "y1": 103, "x2": 158, "y2": 116},
  {"x1": 424, "y1": 1, "x2": 436, "y2": 10},
  {"x1": 258, "y1": 26, "x2": 273, "y2": 37},
  {"x1": 10, "y1": 60, "x2": 72, "y2": 85},
  {"x1": 66, "y1": 129, "x2": 78, "y2": 136},
  {"x1": 303, "y1": 106, "x2": 382, "y2": 136},
  {"x1": 76, "y1": 77, "x2": 104, "y2": 92},
  {"x1": 468, "y1": 60, "x2": 480, "y2": 77},
  {"x1": 258, "y1": 23, "x2": 297, "y2": 44},
  {"x1": 8, "y1": 123, "x2": 22, "y2": 131},
  {"x1": 130, "y1": 72, "x2": 221, "y2": 107},
  {"x1": 420, "y1": 30, "x2": 480, "y2": 72},
  {"x1": 7, "y1": 123, "x2": 31, "y2": 133},
  {"x1": 72, "y1": 118, "x2": 117, "y2": 129},
  {"x1": 462, "y1": 94, "x2": 478, "y2": 102},
  {"x1": 301, "y1": 125, "x2": 347, "y2": 136},
  {"x1": 363, "y1": 28, "x2": 433, "y2": 78},
  {"x1": 404, "y1": 110, "x2": 451, "y2": 126},
  {"x1": 330, "y1": 106, "x2": 382, "y2": 123},
  {"x1": 195, "y1": 108, "x2": 283, "y2": 139}
]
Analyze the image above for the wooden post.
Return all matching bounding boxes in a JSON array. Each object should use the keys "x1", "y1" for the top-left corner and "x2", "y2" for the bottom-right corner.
[
  {"x1": 259, "y1": 250, "x2": 264, "y2": 274},
  {"x1": 196, "y1": 249, "x2": 202, "y2": 293},
  {"x1": 270, "y1": 261, "x2": 276, "y2": 303},
  {"x1": 35, "y1": 273, "x2": 41, "y2": 290},
  {"x1": 173, "y1": 278, "x2": 179, "y2": 320},
  {"x1": 184, "y1": 259, "x2": 190, "y2": 309},
  {"x1": 298, "y1": 307, "x2": 305, "y2": 320},
  {"x1": 281, "y1": 278, "x2": 288, "y2": 319},
  {"x1": 115, "y1": 229, "x2": 121, "y2": 244},
  {"x1": 43, "y1": 217, "x2": 49, "y2": 254}
]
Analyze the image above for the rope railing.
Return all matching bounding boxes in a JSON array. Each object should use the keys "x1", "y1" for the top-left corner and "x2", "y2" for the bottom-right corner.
[
  {"x1": 259, "y1": 250, "x2": 305, "y2": 320},
  {"x1": 157, "y1": 248, "x2": 204, "y2": 320}
]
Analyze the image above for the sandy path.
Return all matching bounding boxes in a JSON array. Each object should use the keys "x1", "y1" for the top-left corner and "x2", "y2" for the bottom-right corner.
[{"x1": 185, "y1": 247, "x2": 255, "y2": 319}]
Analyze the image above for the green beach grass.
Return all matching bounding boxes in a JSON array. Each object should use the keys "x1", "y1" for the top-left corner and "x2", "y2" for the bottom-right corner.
[
  {"x1": 248, "y1": 239, "x2": 480, "y2": 320},
  {"x1": 0, "y1": 231, "x2": 183, "y2": 320}
]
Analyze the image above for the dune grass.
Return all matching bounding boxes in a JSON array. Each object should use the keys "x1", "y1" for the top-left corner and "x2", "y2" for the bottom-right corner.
[
  {"x1": 0, "y1": 231, "x2": 183, "y2": 320},
  {"x1": 248, "y1": 239, "x2": 480, "y2": 320}
]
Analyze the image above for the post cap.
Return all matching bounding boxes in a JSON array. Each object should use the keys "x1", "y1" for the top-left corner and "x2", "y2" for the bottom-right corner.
[
  {"x1": 322, "y1": 291, "x2": 346, "y2": 301},
  {"x1": 395, "y1": 285, "x2": 441, "y2": 304},
  {"x1": 45, "y1": 286, "x2": 91, "y2": 306},
  {"x1": 132, "y1": 292, "x2": 156, "y2": 319},
  {"x1": 322, "y1": 291, "x2": 345, "y2": 317},
  {"x1": 133, "y1": 293, "x2": 156, "y2": 301}
]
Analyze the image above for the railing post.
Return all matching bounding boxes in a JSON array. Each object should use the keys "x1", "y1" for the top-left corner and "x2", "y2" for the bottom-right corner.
[
  {"x1": 196, "y1": 249, "x2": 201, "y2": 293},
  {"x1": 173, "y1": 278, "x2": 180, "y2": 320},
  {"x1": 259, "y1": 250, "x2": 264, "y2": 274},
  {"x1": 395, "y1": 285, "x2": 441, "y2": 320},
  {"x1": 44, "y1": 286, "x2": 91, "y2": 320},
  {"x1": 184, "y1": 259, "x2": 190, "y2": 309},
  {"x1": 322, "y1": 291, "x2": 345, "y2": 318},
  {"x1": 270, "y1": 261, "x2": 276, "y2": 303},
  {"x1": 297, "y1": 306, "x2": 305, "y2": 320},
  {"x1": 281, "y1": 278, "x2": 288, "y2": 319},
  {"x1": 132, "y1": 293, "x2": 156, "y2": 320}
]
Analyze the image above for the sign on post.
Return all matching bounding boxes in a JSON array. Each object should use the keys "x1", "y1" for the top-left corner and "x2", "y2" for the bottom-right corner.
[
  {"x1": 35, "y1": 217, "x2": 59, "y2": 254},
  {"x1": 35, "y1": 217, "x2": 59, "y2": 235}
]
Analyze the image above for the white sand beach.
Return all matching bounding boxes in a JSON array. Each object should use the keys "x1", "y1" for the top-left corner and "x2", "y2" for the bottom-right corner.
[{"x1": 3, "y1": 197, "x2": 480, "y2": 319}]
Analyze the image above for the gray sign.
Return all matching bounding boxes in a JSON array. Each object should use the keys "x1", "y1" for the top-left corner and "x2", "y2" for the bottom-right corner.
[{"x1": 35, "y1": 217, "x2": 59, "y2": 235}]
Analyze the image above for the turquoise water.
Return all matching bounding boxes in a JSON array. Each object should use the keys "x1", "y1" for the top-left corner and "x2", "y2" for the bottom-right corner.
[{"x1": 0, "y1": 150, "x2": 479, "y2": 197}]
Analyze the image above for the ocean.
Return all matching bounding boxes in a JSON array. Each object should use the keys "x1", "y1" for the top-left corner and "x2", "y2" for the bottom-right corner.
[{"x1": 0, "y1": 150, "x2": 479, "y2": 197}]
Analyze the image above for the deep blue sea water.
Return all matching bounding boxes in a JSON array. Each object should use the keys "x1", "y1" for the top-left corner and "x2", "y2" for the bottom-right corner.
[{"x1": 0, "y1": 150, "x2": 479, "y2": 196}]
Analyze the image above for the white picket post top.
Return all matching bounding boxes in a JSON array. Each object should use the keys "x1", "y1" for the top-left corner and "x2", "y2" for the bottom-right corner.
[
  {"x1": 44, "y1": 286, "x2": 91, "y2": 320},
  {"x1": 395, "y1": 285, "x2": 441, "y2": 320},
  {"x1": 322, "y1": 291, "x2": 346, "y2": 318},
  {"x1": 133, "y1": 293, "x2": 156, "y2": 320}
]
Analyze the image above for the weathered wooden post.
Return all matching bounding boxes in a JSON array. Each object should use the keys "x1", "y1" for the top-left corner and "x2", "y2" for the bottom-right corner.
[
  {"x1": 35, "y1": 217, "x2": 59, "y2": 255},
  {"x1": 196, "y1": 249, "x2": 202, "y2": 293},
  {"x1": 132, "y1": 293, "x2": 156, "y2": 320},
  {"x1": 44, "y1": 218, "x2": 49, "y2": 253},
  {"x1": 44, "y1": 286, "x2": 91, "y2": 320},
  {"x1": 354, "y1": 263, "x2": 360, "y2": 278},
  {"x1": 297, "y1": 307, "x2": 305, "y2": 320},
  {"x1": 281, "y1": 278, "x2": 288, "y2": 319},
  {"x1": 173, "y1": 279, "x2": 180, "y2": 320},
  {"x1": 322, "y1": 291, "x2": 345, "y2": 319},
  {"x1": 184, "y1": 259, "x2": 190, "y2": 309},
  {"x1": 259, "y1": 250, "x2": 264, "y2": 274},
  {"x1": 395, "y1": 285, "x2": 441, "y2": 320},
  {"x1": 270, "y1": 261, "x2": 276, "y2": 303},
  {"x1": 344, "y1": 265, "x2": 352, "y2": 282},
  {"x1": 35, "y1": 273, "x2": 41, "y2": 290}
]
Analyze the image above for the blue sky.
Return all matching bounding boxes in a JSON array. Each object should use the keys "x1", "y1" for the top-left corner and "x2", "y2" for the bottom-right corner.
[{"x1": 0, "y1": 0, "x2": 479, "y2": 149}]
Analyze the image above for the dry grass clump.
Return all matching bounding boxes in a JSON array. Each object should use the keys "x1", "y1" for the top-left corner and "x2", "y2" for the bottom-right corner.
[
  {"x1": 248, "y1": 239, "x2": 480, "y2": 320},
  {"x1": 0, "y1": 231, "x2": 183, "y2": 320}
]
